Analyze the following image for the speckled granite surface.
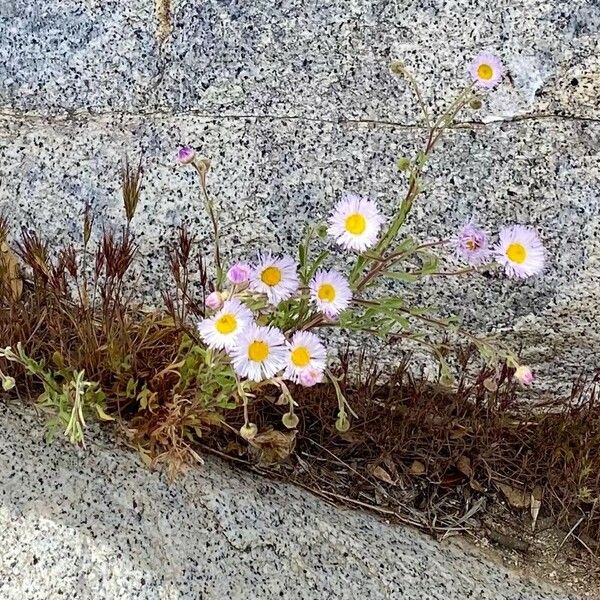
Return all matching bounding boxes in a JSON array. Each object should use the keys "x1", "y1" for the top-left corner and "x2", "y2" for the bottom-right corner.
[
  {"x1": 0, "y1": 0, "x2": 598, "y2": 390},
  {"x1": 0, "y1": 402, "x2": 580, "y2": 599}
]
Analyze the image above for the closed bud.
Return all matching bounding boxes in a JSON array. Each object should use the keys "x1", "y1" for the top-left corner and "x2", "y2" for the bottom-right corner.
[
  {"x1": 240, "y1": 422, "x2": 258, "y2": 440},
  {"x1": 469, "y1": 98, "x2": 483, "y2": 110},
  {"x1": 176, "y1": 146, "x2": 197, "y2": 165},
  {"x1": 514, "y1": 365, "x2": 534, "y2": 386},
  {"x1": 282, "y1": 412, "x2": 299, "y2": 429},
  {"x1": 205, "y1": 291, "x2": 224, "y2": 311},
  {"x1": 335, "y1": 412, "x2": 350, "y2": 433},
  {"x1": 2, "y1": 375, "x2": 15, "y2": 391}
]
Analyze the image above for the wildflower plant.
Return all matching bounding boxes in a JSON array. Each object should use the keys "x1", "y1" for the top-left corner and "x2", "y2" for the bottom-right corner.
[
  {"x1": 179, "y1": 54, "x2": 546, "y2": 440},
  {"x1": 0, "y1": 55, "x2": 545, "y2": 457}
]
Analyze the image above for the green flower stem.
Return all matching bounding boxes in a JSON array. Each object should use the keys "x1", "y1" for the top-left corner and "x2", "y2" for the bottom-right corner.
[
  {"x1": 194, "y1": 162, "x2": 224, "y2": 288},
  {"x1": 350, "y1": 84, "x2": 475, "y2": 288}
]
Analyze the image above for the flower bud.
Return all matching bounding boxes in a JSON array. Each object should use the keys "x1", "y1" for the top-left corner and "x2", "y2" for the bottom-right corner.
[
  {"x1": 227, "y1": 262, "x2": 252, "y2": 285},
  {"x1": 514, "y1": 365, "x2": 534, "y2": 386},
  {"x1": 2, "y1": 375, "x2": 15, "y2": 391},
  {"x1": 299, "y1": 369, "x2": 323, "y2": 387},
  {"x1": 335, "y1": 412, "x2": 350, "y2": 433},
  {"x1": 176, "y1": 146, "x2": 196, "y2": 165},
  {"x1": 205, "y1": 291, "x2": 224, "y2": 311},
  {"x1": 469, "y1": 98, "x2": 483, "y2": 110},
  {"x1": 282, "y1": 412, "x2": 299, "y2": 429},
  {"x1": 240, "y1": 422, "x2": 258, "y2": 440}
]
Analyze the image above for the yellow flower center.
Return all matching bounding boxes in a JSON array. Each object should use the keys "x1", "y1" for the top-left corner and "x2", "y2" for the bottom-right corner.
[
  {"x1": 248, "y1": 340, "x2": 269, "y2": 362},
  {"x1": 345, "y1": 213, "x2": 367, "y2": 235},
  {"x1": 291, "y1": 346, "x2": 311, "y2": 367},
  {"x1": 465, "y1": 239, "x2": 480, "y2": 251},
  {"x1": 261, "y1": 266, "x2": 282, "y2": 287},
  {"x1": 506, "y1": 242, "x2": 527, "y2": 264},
  {"x1": 215, "y1": 314, "x2": 237, "y2": 334},
  {"x1": 317, "y1": 283, "x2": 336, "y2": 302},
  {"x1": 477, "y1": 63, "x2": 493, "y2": 80}
]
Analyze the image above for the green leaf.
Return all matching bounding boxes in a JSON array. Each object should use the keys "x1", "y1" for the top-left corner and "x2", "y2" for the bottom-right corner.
[{"x1": 382, "y1": 271, "x2": 420, "y2": 283}]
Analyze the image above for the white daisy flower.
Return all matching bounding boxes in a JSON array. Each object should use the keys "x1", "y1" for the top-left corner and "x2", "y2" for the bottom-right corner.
[
  {"x1": 249, "y1": 253, "x2": 299, "y2": 305},
  {"x1": 310, "y1": 269, "x2": 352, "y2": 318},
  {"x1": 230, "y1": 324, "x2": 288, "y2": 382},
  {"x1": 469, "y1": 52, "x2": 504, "y2": 89},
  {"x1": 494, "y1": 225, "x2": 545, "y2": 279},
  {"x1": 197, "y1": 299, "x2": 253, "y2": 351},
  {"x1": 328, "y1": 192, "x2": 384, "y2": 252},
  {"x1": 284, "y1": 331, "x2": 327, "y2": 383}
]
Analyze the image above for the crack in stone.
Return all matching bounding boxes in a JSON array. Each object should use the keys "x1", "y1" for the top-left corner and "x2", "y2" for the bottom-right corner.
[{"x1": 0, "y1": 108, "x2": 598, "y2": 129}]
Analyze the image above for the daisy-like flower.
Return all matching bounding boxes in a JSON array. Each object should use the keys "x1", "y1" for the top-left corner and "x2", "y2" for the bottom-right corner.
[
  {"x1": 328, "y1": 192, "x2": 384, "y2": 252},
  {"x1": 176, "y1": 146, "x2": 197, "y2": 165},
  {"x1": 310, "y1": 269, "x2": 352, "y2": 318},
  {"x1": 198, "y1": 298, "x2": 253, "y2": 351},
  {"x1": 469, "y1": 52, "x2": 504, "y2": 88},
  {"x1": 284, "y1": 331, "x2": 327, "y2": 384},
  {"x1": 455, "y1": 221, "x2": 491, "y2": 266},
  {"x1": 230, "y1": 324, "x2": 287, "y2": 382},
  {"x1": 249, "y1": 253, "x2": 299, "y2": 305},
  {"x1": 494, "y1": 225, "x2": 545, "y2": 279}
]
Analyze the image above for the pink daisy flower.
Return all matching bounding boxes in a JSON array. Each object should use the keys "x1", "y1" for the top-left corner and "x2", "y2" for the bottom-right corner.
[
  {"x1": 455, "y1": 221, "x2": 491, "y2": 266},
  {"x1": 494, "y1": 225, "x2": 545, "y2": 279},
  {"x1": 469, "y1": 53, "x2": 504, "y2": 88}
]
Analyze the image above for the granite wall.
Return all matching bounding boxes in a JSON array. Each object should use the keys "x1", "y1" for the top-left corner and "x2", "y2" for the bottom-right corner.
[{"x1": 0, "y1": 0, "x2": 598, "y2": 391}]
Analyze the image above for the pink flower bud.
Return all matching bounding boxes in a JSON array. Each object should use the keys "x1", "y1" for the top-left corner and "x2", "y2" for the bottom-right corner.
[
  {"x1": 299, "y1": 368, "x2": 323, "y2": 387},
  {"x1": 205, "y1": 291, "x2": 224, "y2": 310},
  {"x1": 227, "y1": 262, "x2": 252, "y2": 285},
  {"x1": 177, "y1": 146, "x2": 196, "y2": 165},
  {"x1": 514, "y1": 365, "x2": 534, "y2": 386}
]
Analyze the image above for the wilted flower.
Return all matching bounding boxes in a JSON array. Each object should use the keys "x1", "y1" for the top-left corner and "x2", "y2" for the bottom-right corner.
[
  {"x1": 328, "y1": 193, "x2": 384, "y2": 253},
  {"x1": 227, "y1": 262, "x2": 252, "y2": 285},
  {"x1": 494, "y1": 225, "x2": 545, "y2": 279},
  {"x1": 284, "y1": 331, "x2": 327, "y2": 384},
  {"x1": 205, "y1": 291, "x2": 224, "y2": 311},
  {"x1": 310, "y1": 269, "x2": 352, "y2": 318},
  {"x1": 455, "y1": 221, "x2": 491, "y2": 265},
  {"x1": 514, "y1": 365, "x2": 534, "y2": 385},
  {"x1": 176, "y1": 146, "x2": 197, "y2": 165},
  {"x1": 230, "y1": 324, "x2": 287, "y2": 382},
  {"x1": 249, "y1": 253, "x2": 299, "y2": 305},
  {"x1": 198, "y1": 299, "x2": 253, "y2": 351},
  {"x1": 469, "y1": 53, "x2": 504, "y2": 88}
]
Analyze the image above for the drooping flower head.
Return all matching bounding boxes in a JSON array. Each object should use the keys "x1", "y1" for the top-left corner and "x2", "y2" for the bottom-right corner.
[
  {"x1": 514, "y1": 365, "x2": 534, "y2": 386},
  {"x1": 299, "y1": 368, "x2": 323, "y2": 387},
  {"x1": 227, "y1": 262, "x2": 252, "y2": 285},
  {"x1": 469, "y1": 53, "x2": 504, "y2": 88},
  {"x1": 284, "y1": 331, "x2": 327, "y2": 384},
  {"x1": 455, "y1": 221, "x2": 491, "y2": 266},
  {"x1": 494, "y1": 225, "x2": 545, "y2": 279},
  {"x1": 249, "y1": 253, "x2": 299, "y2": 305},
  {"x1": 328, "y1": 193, "x2": 384, "y2": 252},
  {"x1": 310, "y1": 269, "x2": 352, "y2": 319},
  {"x1": 198, "y1": 298, "x2": 253, "y2": 351},
  {"x1": 230, "y1": 324, "x2": 287, "y2": 382},
  {"x1": 177, "y1": 146, "x2": 197, "y2": 165},
  {"x1": 205, "y1": 291, "x2": 224, "y2": 311}
]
